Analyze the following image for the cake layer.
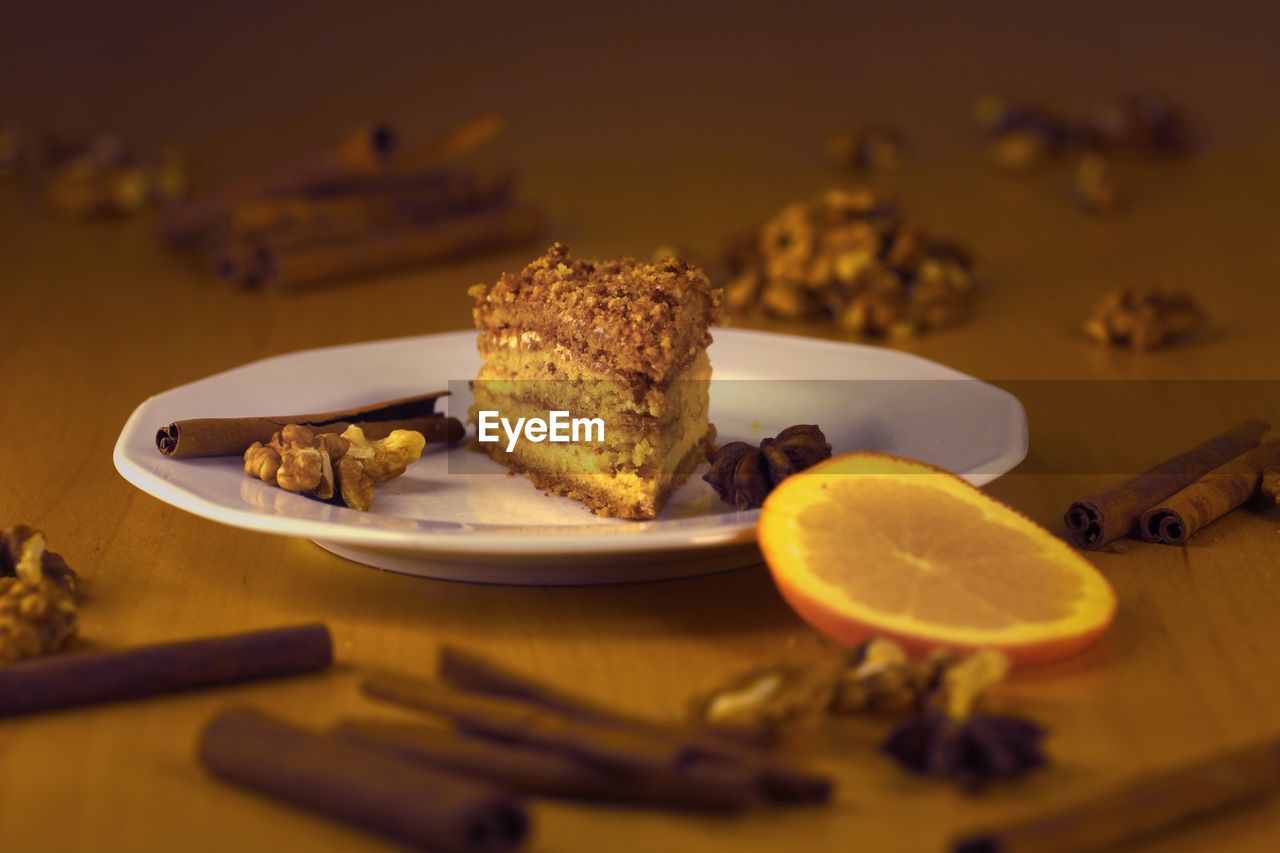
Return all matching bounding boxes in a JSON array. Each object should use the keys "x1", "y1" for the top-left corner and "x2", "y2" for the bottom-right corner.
[
  {"x1": 469, "y1": 384, "x2": 711, "y2": 477},
  {"x1": 469, "y1": 243, "x2": 721, "y2": 386},
  {"x1": 472, "y1": 349, "x2": 712, "y2": 423},
  {"x1": 480, "y1": 419, "x2": 714, "y2": 519}
]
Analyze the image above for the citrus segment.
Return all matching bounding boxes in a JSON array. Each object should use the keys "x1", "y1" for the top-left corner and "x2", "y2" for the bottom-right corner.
[{"x1": 758, "y1": 453, "x2": 1116, "y2": 666}]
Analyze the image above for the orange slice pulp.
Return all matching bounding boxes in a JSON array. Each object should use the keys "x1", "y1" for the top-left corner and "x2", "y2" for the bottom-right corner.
[{"x1": 758, "y1": 453, "x2": 1116, "y2": 667}]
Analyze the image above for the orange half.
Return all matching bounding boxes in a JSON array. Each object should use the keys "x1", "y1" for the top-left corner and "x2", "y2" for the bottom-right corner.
[{"x1": 758, "y1": 453, "x2": 1116, "y2": 667}]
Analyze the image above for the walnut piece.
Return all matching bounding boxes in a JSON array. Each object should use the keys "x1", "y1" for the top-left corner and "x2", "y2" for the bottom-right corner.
[
  {"x1": 1073, "y1": 154, "x2": 1126, "y2": 215},
  {"x1": 1, "y1": 526, "x2": 77, "y2": 595},
  {"x1": 0, "y1": 527, "x2": 79, "y2": 665},
  {"x1": 1083, "y1": 288, "x2": 1205, "y2": 350},
  {"x1": 337, "y1": 456, "x2": 376, "y2": 512},
  {"x1": 0, "y1": 576, "x2": 78, "y2": 664},
  {"x1": 341, "y1": 426, "x2": 426, "y2": 483}
]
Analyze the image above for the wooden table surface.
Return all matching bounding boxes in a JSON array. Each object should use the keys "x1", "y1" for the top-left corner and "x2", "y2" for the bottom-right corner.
[{"x1": 3, "y1": 3, "x2": 1280, "y2": 851}]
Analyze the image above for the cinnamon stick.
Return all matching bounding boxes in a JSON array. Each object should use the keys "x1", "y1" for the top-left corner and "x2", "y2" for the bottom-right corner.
[
  {"x1": 217, "y1": 203, "x2": 543, "y2": 290},
  {"x1": 951, "y1": 735, "x2": 1280, "y2": 853},
  {"x1": 161, "y1": 123, "x2": 398, "y2": 243},
  {"x1": 1063, "y1": 419, "x2": 1269, "y2": 549},
  {"x1": 0, "y1": 624, "x2": 331, "y2": 717},
  {"x1": 372, "y1": 113, "x2": 505, "y2": 181},
  {"x1": 155, "y1": 390, "x2": 462, "y2": 458},
  {"x1": 200, "y1": 710, "x2": 529, "y2": 853},
  {"x1": 437, "y1": 646, "x2": 833, "y2": 803},
  {"x1": 361, "y1": 672, "x2": 686, "y2": 776},
  {"x1": 336, "y1": 719, "x2": 760, "y2": 812},
  {"x1": 163, "y1": 114, "x2": 503, "y2": 245},
  {"x1": 1138, "y1": 440, "x2": 1280, "y2": 545},
  {"x1": 228, "y1": 168, "x2": 514, "y2": 242}
]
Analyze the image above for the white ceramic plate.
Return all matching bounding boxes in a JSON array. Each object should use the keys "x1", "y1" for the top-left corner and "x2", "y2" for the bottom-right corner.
[{"x1": 114, "y1": 329, "x2": 1027, "y2": 585}]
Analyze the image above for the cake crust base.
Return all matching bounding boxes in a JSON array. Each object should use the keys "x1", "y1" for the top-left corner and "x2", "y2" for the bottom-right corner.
[{"x1": 483, "y1": 426, "x2": 715, "y2": 520}]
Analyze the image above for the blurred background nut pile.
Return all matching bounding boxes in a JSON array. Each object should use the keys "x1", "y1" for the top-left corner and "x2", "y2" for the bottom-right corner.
[
  {"x1": 974, "y1": 93, "x2": 1196, "y2": 216},
  {"x1": 0, "y1": 525, "x2": 79, "y2": 664},
  {"x1": 41, "y1": 133, "x2": 188, "y2": 219},
  {"x1": 722, "y1": 188, "x2": 978, "y2": 338}
]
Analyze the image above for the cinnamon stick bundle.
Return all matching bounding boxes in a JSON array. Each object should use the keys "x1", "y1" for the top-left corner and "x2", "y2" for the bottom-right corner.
[
  {"x1": 1063, "y1": 419, "x2": 1269, "y2": 549},
  {"x1": 440, "y1": 644, "x2": 767, "y2": 747},
  {"x1": 155, "y1": 391, "x2": 462, "y2": 458},
  {"x1": 164, "y1": 114, "x2": 505, "y2": 246},
  {"x1": 227, "y1": 167, "x2": 515, "y2": 243},
  {"x1": 362, "y1": 672, "x2": 686, "y2": 776},
  {"x1": 1139, "y1": 440, "x2": 1280, "y2": 545},
  {"x1": 336, "y1": 719, "x2": 760, "y2": 812},
  {"x1": 161, "y1": 123, "x2": 398, "y2": 243},
  {"x1": 950, "y1": 734, "x2": 1280, "y2": 853},
  {"x1": 436, "y1": 646, "x2": 833, "y2": 803},
  {"x1": 216, "y1": 203, "x2": 543, "y2": 290},
  {"x1": 200, "y1": 710, "x2": 530, "y2": 853}
]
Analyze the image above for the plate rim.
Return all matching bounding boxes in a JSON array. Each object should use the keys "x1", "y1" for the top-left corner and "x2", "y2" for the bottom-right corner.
[{"x1": 113, "y1": 328, "x2": 1028, "y2": 557}]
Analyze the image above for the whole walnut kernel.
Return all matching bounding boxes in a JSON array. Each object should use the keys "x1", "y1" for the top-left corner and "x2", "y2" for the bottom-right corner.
[
  {"x1": 244, "y1": 442, "x2": 282, "y2": 481},
  {"x1": 0, "y1": 576, "x2": 78, "y2": 664},
  {"x1": 1083, "y1": 288, "x2": 1205, "y2": 350},
  {"x1": 275, "y1": 444, "x2": 325, "y2": 493}
]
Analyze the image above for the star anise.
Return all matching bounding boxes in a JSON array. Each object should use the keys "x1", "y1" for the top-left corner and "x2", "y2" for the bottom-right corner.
[
  {"x1": 881, "y1": 711, "x2": 1047, "y2": 790},
  {"x1": 879, "y1": 650, "x2": 1048, "y2": 789},
  {"x1": 703, "y1": 424, "x2": 832, "y2": 510}
]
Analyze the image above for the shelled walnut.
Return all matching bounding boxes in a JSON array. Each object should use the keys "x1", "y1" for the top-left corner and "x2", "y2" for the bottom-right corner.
[
  {"x1": 1083, "y1": 288, "x2": 1205, "y2": 351},
  {"x1": 243, "y1": 423, "x2": 425, "y2": 512},
  {"x1": 0, "y1": 526, "x2": 79, "y2": 664}
]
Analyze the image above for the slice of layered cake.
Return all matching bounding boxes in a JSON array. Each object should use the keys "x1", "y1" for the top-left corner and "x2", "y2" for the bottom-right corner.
[{"x1": 469, "y1": 243, "x2": 720, "y2": 519}]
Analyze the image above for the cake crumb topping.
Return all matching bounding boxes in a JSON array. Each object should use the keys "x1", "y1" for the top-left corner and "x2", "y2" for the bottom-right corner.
[{"x1": 471, "y1": 243, "x2": 721, "y2": 385}]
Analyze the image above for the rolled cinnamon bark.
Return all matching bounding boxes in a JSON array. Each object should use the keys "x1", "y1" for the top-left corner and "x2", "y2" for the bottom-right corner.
[
  {"x1": 1063, "y1": 419, "x2": 1269, "y2": 549},
  {"x1": 0, "y1": 624, "x2": 332, "y2": 717},
  {"x1": 362, "y1": 672, "x2": 685, "y2": 776},
  {"x1": 228, "y1": 167, "x2": 515, "y2": 243},
  {"x1": 440, "y1": 644, "x2": 767, "y2": 746},
  {"x1": 155, "y1": 390, "x2": 462, "y2": 458},
  {"x1": 161, "y1": 123, "x2": 398, "y2": 243},
  {"x1": 200, "y1": 710, "x2": 529, "y2": 853},
  {"x1": 438, "y1": 646, "x2": 832, "y2": 803},
  {"x1": 1139, "y1": 440, "x2": 1280, "y2": 545},
  {"x1": 950, "y1": 735, "x2": 1280, "y2": 853},
  {"x1": 217, "y1": 203, "x2": 543, "y2": 290},
  {"x1": 336, "y1": 719, "x2": 760, "y2": 812},
  {"x1": 386, "y1": 113, "x2": 504, "y2": 177}
]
